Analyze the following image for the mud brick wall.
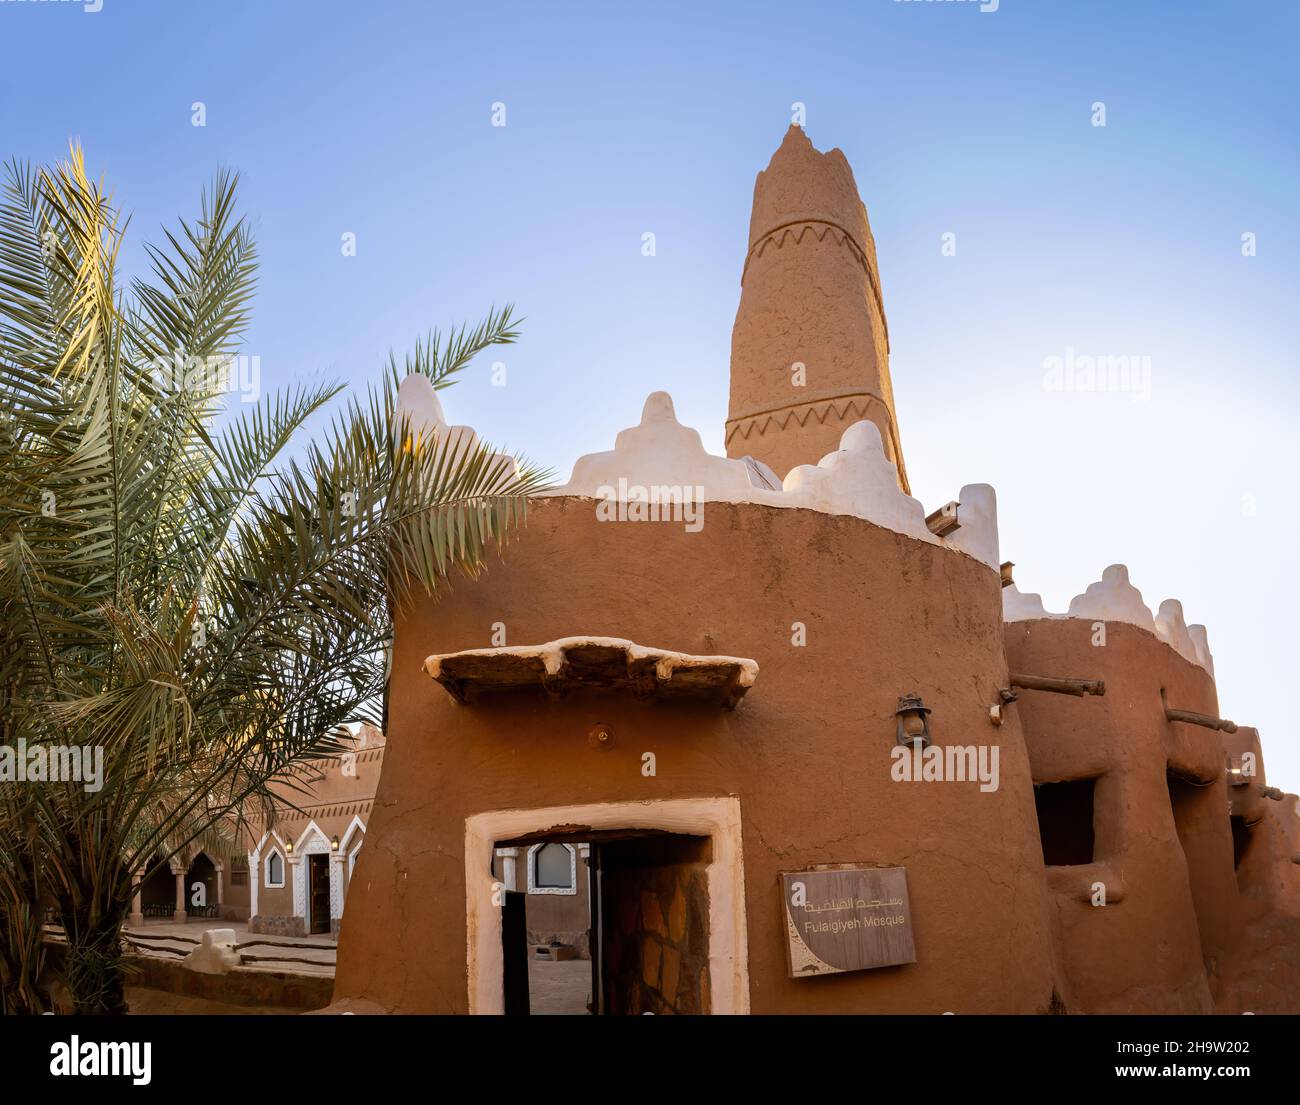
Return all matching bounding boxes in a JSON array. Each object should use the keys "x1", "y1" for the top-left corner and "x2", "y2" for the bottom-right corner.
[{"x1": 124, "y1": 955, "x2": 332, "y2": 1012}]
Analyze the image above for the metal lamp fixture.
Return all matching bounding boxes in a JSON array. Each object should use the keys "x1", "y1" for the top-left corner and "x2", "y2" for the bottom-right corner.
[
  {"x1": 331, "y1": 835, "x2": 340, "y2": 851},
  {"x1": 895, "y1": 694, "x2": 932, "y2": 748}
]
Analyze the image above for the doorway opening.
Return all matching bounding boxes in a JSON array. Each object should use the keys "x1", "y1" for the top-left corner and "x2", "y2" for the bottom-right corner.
[
  {"x1": 186, "y1": 852, "x2": 218, "y2": 918},
  {"x1": 494, "y1": 830, "x2": 712, "y2": 1015},
  {"x1": 466, "y1": 796, "x2": 748, "y2": 1014},
  {"x1": 308, "y1": 853, "x2": 331, "y2": 935},
  {"x1": 139, "y1": 856, "x2": 176, "y2": 920}
]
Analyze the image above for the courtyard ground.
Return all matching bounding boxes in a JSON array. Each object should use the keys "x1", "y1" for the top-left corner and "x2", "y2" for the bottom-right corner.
[
  {"x1": 122, "y1": 920, "x2": 592, "y2": 1014},
  {"x1": 528, "y1": 958, "x2": 591, "y2": 1014},
  {"x1": 123, "y1": 919, "x2": 336, "y2": 975}
]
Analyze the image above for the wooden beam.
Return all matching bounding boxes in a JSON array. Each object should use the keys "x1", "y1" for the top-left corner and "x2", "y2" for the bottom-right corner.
[
  {"x1": 1008, "y1": 672, "x2": 1105, "y2": 697},
  {"x1": 926, "y1": 501, "x2": 960, "y2": 537},
  {"x1": 1164, "y1": 707, "x2": 1237, "y2": 733}
]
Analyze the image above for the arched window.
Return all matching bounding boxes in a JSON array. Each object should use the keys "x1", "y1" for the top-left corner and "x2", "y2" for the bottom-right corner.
[
  {"x1": 264, "y1": 850, "x2": 285, "y2": 888},
  {"x1": 528, "y1": 843, "x2": 577, "y2": 895}
]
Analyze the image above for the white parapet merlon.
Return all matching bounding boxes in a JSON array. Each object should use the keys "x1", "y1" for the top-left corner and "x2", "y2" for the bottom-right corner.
[
  {"x1": 393, "y1": 373, "x2": 520, "y2": 481},
  {"x1": 1188, "y1": 624, "x2": 1216, "y2": 680},
  {"x1": 1003, "y1": 562, "x2": 1214, "y2": 679},
  {"x1": 946, "y1": 483, "x2": 1000, "y2": 571},
  {"x1": 559, "y1": 391, "x2": 761, "y2": 502},
  {"x1": 782, "y1": 420, "x2": 934, "y2": 543},
  {"x1": 1155, "y1": 598, "x2": 1201, "y2": 666},
  {"x1": 780, "y1": 423, "x2": 1000, "y2": 568},
  {"x1": 1066, "y1": 564, "x2": 1156, "y2": 631},
  {"x1": 547, "y1": 391, "x2": 1002, "y2": 570},
  {"x1": 1003, "y1": 584, "x2": 1055, "y2": 622}
]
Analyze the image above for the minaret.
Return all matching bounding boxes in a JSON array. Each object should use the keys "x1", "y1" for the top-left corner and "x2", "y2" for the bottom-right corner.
[{"x1": 726, "y1": 126, "x2": 909, "y2": 490}]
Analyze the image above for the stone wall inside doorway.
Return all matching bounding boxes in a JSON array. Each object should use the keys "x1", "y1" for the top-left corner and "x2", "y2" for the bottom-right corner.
[{"x1": 600, "y1": 836, "x2": 710, "y2": 1014}]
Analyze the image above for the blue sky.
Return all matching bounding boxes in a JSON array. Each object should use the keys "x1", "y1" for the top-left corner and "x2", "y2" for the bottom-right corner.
[{"x1": 3, "y1": 0, "x2": 1298, "y2": 782}]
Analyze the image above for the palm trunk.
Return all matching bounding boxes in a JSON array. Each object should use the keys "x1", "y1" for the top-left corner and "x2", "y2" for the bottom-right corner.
[
  {"x1": 59, "y1": 855, "x2": 132, "y2": 1015},
  {"x1": 61, "y1": 903, "x2": 129, "y2": 1015}
]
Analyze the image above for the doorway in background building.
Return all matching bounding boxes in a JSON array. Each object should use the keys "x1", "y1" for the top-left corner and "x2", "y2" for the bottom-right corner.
[
  {"x1": 308, "y1": 853, "x2": 331, "y2": 935},
  {"x1": 496, "y1": 830, "x2": 712, "y2": 1015},
  {"x1": 186, "y1": 852, "x2": 219, "y2": 918}
]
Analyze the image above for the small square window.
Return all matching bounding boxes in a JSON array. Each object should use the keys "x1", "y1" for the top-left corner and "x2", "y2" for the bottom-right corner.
[{"x1": 1034, "y1": 778, "x2": 1096, "y2": 866}]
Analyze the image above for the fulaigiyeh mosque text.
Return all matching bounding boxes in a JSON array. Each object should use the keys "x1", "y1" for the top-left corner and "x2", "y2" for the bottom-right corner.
[{"x1": 782, "y1": 868, "x2": 916, "y2": 976}]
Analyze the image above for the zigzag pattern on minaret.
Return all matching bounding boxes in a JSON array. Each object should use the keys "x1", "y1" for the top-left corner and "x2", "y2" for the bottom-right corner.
[
  {"x1": 725, "y1": 392, "x2": 890, "y2": 446},
  {"x1": 742, "y1": 219, "x2": 889, "y2": 349}
]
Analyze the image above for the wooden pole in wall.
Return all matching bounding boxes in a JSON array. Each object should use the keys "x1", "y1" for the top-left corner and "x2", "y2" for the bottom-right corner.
[
  {"x1": 1008, "y1": 673, "x2": 1105, "y2": 697},
  {"x1": 1164, "y1": 706, "x2": 1237, "y2": 733}
]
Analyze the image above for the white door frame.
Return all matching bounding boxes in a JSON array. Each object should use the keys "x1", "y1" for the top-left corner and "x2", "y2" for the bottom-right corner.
[
  {"x1": 290, "y1": 821, "x2": 335, "y2": 933},
  {"x1": 464, "y1": 795, "x2": 749, "y2": 1014}
]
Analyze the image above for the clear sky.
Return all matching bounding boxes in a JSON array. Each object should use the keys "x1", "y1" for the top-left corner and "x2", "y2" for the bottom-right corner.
[{"x1": 3, "y1": 1, "x2": 1297, "y2": 783}]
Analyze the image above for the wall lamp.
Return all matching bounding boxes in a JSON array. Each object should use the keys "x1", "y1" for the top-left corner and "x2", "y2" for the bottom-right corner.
[
  {"x1": 896, "y1": 694, "x2": 932, "y2": 748},
  {"x1": 331, "y1": 835, "x2": 340, "y2": 851}
]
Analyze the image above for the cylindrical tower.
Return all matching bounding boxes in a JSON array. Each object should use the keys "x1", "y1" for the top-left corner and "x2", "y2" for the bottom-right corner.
[{"x1": 726, "y1": 126, "x2": 908, "y2": 489}]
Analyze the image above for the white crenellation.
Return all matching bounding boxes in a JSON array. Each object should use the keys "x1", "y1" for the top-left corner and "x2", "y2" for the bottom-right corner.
[
  {"x1": 559, "y1": 392, "x2": 760, "y2": 501},
  {"x1": 1188, "y1": 624, "x2": 1215, "y2": 680},
  {"x1": 946, "y1": 483, "x2": 999, "y2": 571},
  {"x1": 1002, "y1": 585, "x2": 1055, "y2": 622},
  {"x1": 394, "y1": 383, "x2": 1215, "y2": 679},
  {"x1": 781, "y1": 419, "x2": 933, "y2": 543},
  {"x1": 1155, "y1": 599, "x2": 1200, "y2": 666},
  {"x1": 546, "y1": 391, "x2": 1002, "y2": 570},
  {"x1": 394, "y1": 373, "x2": 519, "y2": 481},
  {"x1": 1002, "y1": 562, "x2": 1214, "y2": 678},
  {"x1": 1066, "y1": 564, "x2": 1156, "y2": 631}
]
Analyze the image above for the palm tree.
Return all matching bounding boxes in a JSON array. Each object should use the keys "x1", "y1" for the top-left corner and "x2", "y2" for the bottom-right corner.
[{"x1": 0, "y1": 147, "x2": 546, "y2": 1013}]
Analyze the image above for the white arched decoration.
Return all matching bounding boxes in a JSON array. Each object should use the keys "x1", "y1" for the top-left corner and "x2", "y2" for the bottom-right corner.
[
  {"x1": 526, "y1": 842, "x2": 578, "y2": 895},
  {"x1": 339, "y1": 814, "x2": 366, "y2": 853},
  {"x1": 186, "y1": 849, "x2": 222, "y2": 912},
  {"x1": 338, "y1": 815, "x2": 366, "y2": 906},
  {"x1": 248, "y1": 829, "x2": 288, "y2": 919},
  {"x1": 291, "y1": 820, "x2": 341, "y2": 930}
]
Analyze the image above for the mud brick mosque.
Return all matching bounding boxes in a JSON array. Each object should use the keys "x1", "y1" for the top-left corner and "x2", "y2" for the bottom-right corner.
[{"x1": 328, "y1": 126, "x2": 1300, "y2": 1014}]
